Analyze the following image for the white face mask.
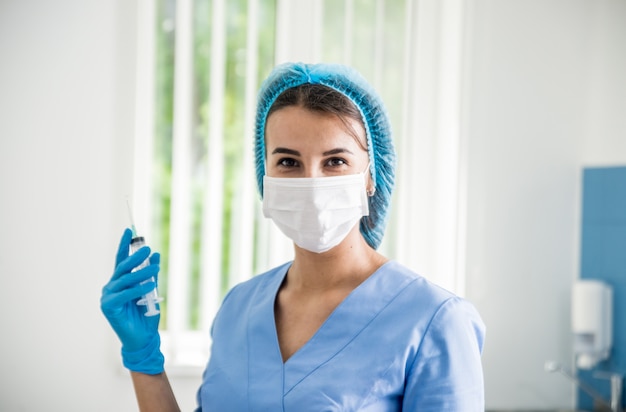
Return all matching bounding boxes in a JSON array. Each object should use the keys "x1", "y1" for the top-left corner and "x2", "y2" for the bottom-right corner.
[{"x1": 262, "y1": 168, "x2": 370, "y2": 253}]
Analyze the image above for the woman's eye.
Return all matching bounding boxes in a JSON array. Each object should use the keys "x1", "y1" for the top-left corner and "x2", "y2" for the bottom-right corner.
[
  {"x1": 278, "y1": 158, "x2": 298, "y2": 168},
  {"x1": 327, "y1": 158, "x2": 347, "y2": 167}
]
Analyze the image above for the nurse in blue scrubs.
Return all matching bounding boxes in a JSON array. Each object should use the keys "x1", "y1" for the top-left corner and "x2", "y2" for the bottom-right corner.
[{"x1": 101, "y1": 62, "x2": 486, "y2": 411}]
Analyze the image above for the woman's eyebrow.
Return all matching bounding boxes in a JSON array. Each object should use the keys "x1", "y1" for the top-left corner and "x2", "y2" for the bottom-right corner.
[
  {"x1": 270, "y1": 147, "x2": 355, "y2": 156},
  {"x1": 271, "y1": 147, "x2": 300, "y2": 156},
  {"x1": 323, "y1": 148, "x2": 354, "y2": 156}
]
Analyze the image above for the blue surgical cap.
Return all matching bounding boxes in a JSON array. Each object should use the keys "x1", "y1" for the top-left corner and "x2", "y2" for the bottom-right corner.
[{"x1": 255, "y1": 62, "x2": 396, "y2": 250}]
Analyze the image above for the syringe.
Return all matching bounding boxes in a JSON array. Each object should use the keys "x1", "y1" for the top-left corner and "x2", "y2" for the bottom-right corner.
[{"x1": 126, "y1": 199, "x2": 163, "y2": 317}]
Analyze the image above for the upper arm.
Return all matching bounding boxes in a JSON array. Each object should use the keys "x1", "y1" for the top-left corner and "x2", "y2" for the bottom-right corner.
[{"x1": 403, "y1": 297, "x2": 486, "y2": 411}]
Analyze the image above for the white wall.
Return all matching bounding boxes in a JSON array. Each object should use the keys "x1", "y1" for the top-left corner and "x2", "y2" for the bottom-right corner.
[
  {"x1": 582, "y1": 0, "x2": 626, "y2": 165},
  {"x1": 0, "y1": 1, "x2": 199, "y2": 410},
  {"x1": 464, "y1": 0, "x2": 626, "y2": 409},
  {"x1": 1, "y1": 0, "x2": 624, "y2": 411}
]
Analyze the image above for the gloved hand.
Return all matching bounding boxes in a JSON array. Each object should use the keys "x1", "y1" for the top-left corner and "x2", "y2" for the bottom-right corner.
[{"x1": 101, "y1": 228, "x2": 165, "y2": 374}]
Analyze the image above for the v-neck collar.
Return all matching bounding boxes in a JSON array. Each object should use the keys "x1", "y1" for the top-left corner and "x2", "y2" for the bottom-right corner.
[{"x1": 247, "y1": 260, "x2": 414, "y2": 398}]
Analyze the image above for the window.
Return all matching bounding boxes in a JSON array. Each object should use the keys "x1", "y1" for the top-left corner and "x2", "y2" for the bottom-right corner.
[{"x1": 132, "y1": 0, "x2": 468, "y2": 372}]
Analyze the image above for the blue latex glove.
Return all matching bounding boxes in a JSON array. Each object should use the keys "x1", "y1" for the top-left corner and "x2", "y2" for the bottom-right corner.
[{"x1": 101, "y1": 228, "x2": 164, "y2": 374}]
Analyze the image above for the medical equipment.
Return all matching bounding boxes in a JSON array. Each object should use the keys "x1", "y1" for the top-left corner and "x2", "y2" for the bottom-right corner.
[
  {"x1": 126, "y1": 199, "x2": 162, "y2": 317},
  {"x1": 263, "y1": 170, "x2": 369, "y2": 253},
  {"x1": 572, "y1": 279, "x2": 612, "y2": 369}
]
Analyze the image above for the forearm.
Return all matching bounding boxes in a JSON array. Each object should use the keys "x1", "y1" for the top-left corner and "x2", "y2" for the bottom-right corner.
[{"x1": 131, "y1": 371, "x2": 181, "y2": 412}]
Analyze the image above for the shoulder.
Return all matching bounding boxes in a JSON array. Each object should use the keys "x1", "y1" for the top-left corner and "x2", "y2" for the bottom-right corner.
[
  {"x1": 377, "y1": 261, "x2": 485, "y2": 345},
  {"x1": 377, "y1": 261, "x2": 460, "y2": 311}
]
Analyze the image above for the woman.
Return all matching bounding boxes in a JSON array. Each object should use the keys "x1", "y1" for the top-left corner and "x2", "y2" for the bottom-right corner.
[{"x1": 101, "y1": 62, "x2": 485, "y2": 411}]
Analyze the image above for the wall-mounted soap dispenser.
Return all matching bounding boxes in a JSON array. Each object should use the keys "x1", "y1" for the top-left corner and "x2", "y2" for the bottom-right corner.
[{"x1": 572, "y1": 279, "x2": 613, "y2": 369}]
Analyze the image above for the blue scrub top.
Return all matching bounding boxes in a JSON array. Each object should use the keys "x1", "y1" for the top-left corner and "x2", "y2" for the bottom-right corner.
[{"x1": 196, "y1": 260, "x2": 485, "y2": 411}]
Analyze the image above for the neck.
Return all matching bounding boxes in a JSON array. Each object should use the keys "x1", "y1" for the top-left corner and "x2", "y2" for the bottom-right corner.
[{"x1": 287, "y1": 228, "x2": 388, "y2": 292}]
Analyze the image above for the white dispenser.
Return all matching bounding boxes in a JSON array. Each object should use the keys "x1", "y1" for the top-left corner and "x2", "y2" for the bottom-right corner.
[{"x1": 572, "y1": 279, "x2": 613, "y2": 369}]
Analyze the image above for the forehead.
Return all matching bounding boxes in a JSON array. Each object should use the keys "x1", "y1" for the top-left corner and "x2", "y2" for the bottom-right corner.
[{"x1": 265, "y1": 105, "x2": 367, "y2": 152}]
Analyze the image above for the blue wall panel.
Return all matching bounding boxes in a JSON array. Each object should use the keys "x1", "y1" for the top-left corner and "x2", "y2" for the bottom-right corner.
[{"x1": 579, "y1": 166, "x2": 626, "y2": 410}]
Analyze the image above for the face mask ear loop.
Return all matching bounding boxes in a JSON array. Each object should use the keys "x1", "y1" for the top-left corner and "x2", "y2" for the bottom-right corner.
[
  {"x1": 362, "y1": 161, "x2": 371, "y2": 175},
  {"x1": 363, "y1": 161, "x2": 376, "y2": 197}
]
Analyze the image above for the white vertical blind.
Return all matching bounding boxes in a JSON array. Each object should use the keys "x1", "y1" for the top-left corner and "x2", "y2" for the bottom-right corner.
[
  {"x1": 372, "y1": 0, "x2": 385, "y2": 90},
  {"x1": 132, "y1": 0, "x2": 156, "y2": 238},
  {"x1": 227, "y1": 0, "x2": 259, "y2": 289},
  {"x1": 198, "y1": 0, "x2": 226, "y2": 336},
  {"x1": 342, "y1": 0, "x2": 354, "y2": 65},
  {"x1": 167, "y1": 0, "x2": 194, "y2": 350},
  {"x1": 312, "y1": 0, "x2": 324, "y2": 63},
  {"x1": 434, "y1": 0, "x2": 467, "y2": 295},
  {"x1": 393, "y1": 0, "x2": 417, "y2": 264}
]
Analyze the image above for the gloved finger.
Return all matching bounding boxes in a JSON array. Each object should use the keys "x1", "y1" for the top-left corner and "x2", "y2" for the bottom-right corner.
[
  {"x1": 115, "y1": 228, "x2": 133, "y2": 268},
  {"x1": 104, "y1": 264, "x2": 159, "y2": 294},
  {"x1": 101, "y1": 280, "x2": 157, "y2": 314},
  {"x1": 111, "y1": 246, "x2": 152, "y2": 281},
  {"x1": 148, "y1": 253, "x2": 160, "y2": 283},
  {"x1": 149, "y1": 252, "x2": 160, "y2": 266}
]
